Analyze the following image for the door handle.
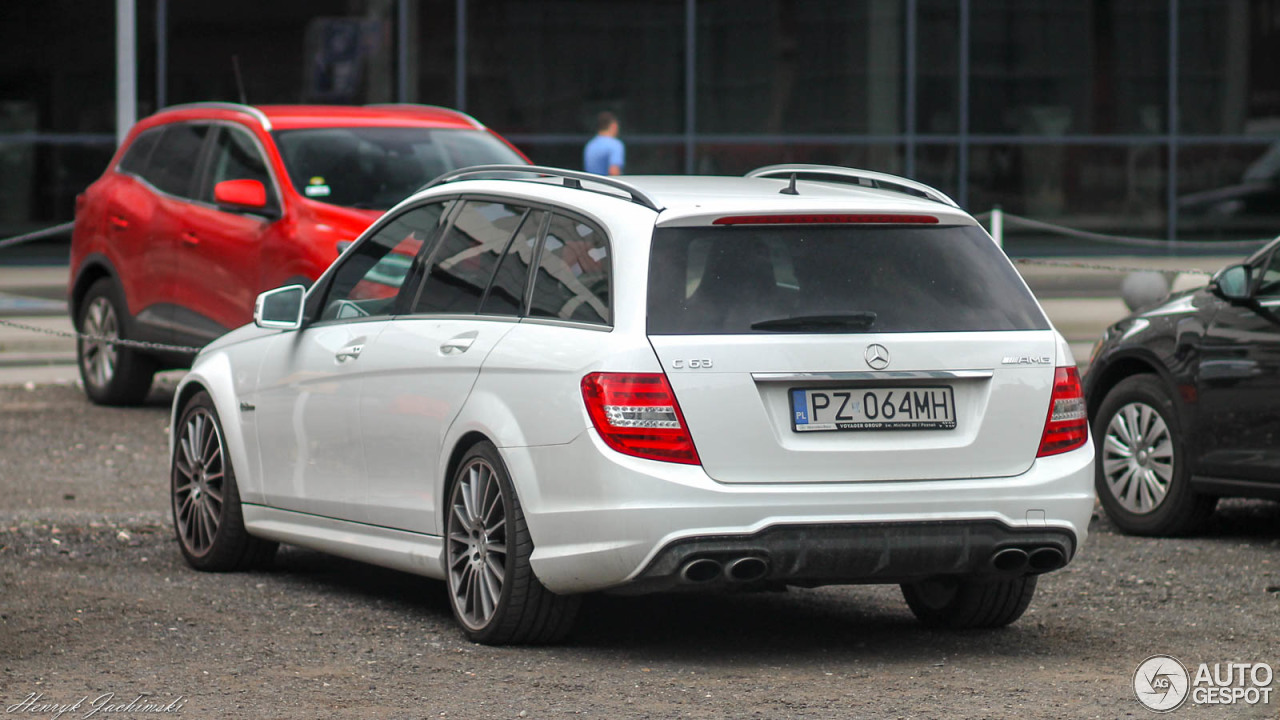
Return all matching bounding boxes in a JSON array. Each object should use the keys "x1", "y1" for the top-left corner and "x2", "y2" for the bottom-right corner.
[
  {"x1": 108, "y1": 215, "x2": 129, "y2": 230},
  {"x1": 335, "y1": 344, "x2": 364, "y2": 362},
  {"x1": 180, "y1": 231, "x2": 200, "y2": 246},
  {"x1": 440, "y1": 332, "x2": 477, "y2": 355}
]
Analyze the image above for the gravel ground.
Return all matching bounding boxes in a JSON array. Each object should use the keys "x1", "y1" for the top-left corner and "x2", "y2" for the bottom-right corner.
[{"x1": 1, "y1": 383, "x2": 1278, "y2": 719}]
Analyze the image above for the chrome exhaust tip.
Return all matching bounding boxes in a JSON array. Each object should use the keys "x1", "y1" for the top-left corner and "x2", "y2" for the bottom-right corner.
[
  {"x1": 725, "y1": 556, "x2": 770, "y2": 583},
  {"x1": 991, "y1": 548, "x2": 1030, "y2": 573},
  {"x1": 680, "y1": 558, "x2": 723, "y2": 583},
  {"x1": 1028, "y1": 547, "x2": 1066, "y2": 573}
]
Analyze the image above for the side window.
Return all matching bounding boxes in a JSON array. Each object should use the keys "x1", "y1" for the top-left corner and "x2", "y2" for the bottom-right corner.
[
  {"x1": 1257, "y1": 250, "x2": 1280, "y2": 299},
  {"x1": 117, "y1": 128, "x2": 162, "y2": 176},
  {"x1": 478, "y1": 210, "x2": 545, "y2": 316},
  {"x1": 146, "y1": 123, "x2": 209, "y2": 198},
  {"x1": 202, "y1": 126, "x2": 274, "y2": 205},
  {"x1": 413, "y1": 200, "x2": 526, "y2": 314},
  {"x1": 528, "y1": 213, "x2": 610, "y2": 325},
  {"x1": 320, "y1": 203, "x2": 446, "y2": 321}
]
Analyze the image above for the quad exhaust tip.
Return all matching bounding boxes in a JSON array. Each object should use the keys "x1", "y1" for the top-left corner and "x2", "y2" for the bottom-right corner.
[
  {"x1": 726, "y1": 556, "x2": 770, "y2": 583},
  {"x1": 1028, "y1": 547, "x2": 1066, "y2": 573},
  {"x1": 680, "y1": 558, "x2": 723, "y2": 583},
  {"x1": 991, "y1": 548, "x2": 1029, "y2": 573}
]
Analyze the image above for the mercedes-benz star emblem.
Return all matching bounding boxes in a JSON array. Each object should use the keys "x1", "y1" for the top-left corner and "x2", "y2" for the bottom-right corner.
[{"x1": 864, "y1": 344, "x2": 890, "y2": 370}]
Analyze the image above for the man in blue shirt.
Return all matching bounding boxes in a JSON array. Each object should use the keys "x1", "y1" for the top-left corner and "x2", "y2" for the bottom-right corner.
[{"x1": 583, "y1": 111, "x2": 625, "y2": 176}]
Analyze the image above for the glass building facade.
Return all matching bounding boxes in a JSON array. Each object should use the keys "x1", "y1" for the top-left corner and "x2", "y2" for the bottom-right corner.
[{"x1": 3, "y1": 0, "x2": 1280, "y2": 252}]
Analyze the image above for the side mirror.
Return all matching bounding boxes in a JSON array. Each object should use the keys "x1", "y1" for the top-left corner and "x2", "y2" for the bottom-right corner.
[
  {"x1": 1211, "y1": 264, "x2": 1252, "y2": 302},
  {"x1": 254, "y1": 285, "x2": 306, "y2": 330},
  {"x1": 214, "y1": 179, "x2": 269, "y2": 210}
]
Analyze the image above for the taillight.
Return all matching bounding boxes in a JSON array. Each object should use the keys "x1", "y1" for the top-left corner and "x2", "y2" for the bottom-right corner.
[
  {"x1": 581, "y1": 372, "x2": 701, "y2": 465},
  {"x1": 1037, "y1": 366, "x2": 1088, "y2": 457},
  {"x1": 712, "y1": 214, "x2": 939, "y2": 225}
]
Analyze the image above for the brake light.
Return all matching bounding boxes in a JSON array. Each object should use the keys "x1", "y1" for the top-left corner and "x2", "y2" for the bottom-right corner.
[
  {"x1": 581, "y1": 372, "x2": 701, "y2": 465},
  {"x1": 712, "y1": 214, "x2": 939, "y2": 225},
  {"x1": 1037, "y1": 366, "x2": 1088, "y2": 457}
]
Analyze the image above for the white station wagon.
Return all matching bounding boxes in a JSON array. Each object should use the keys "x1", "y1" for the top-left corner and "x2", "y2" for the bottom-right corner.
[{"x1": 169, "y1": 164, "x2": 1095, "y2": 644}]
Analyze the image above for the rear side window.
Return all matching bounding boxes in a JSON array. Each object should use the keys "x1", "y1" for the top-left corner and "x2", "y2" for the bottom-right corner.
[
  {"x1": 479, "y1": 209, "x2": 545, "y2": 316},
  {"x1": 646, "y1": 224, "x2": 1048, "y2": 335},
  {"x1": 527, "y1": 213, "x2": 610, "y2": 325},
  {"x1": 146, "y1": 123, "x2": 210, "y2": 198},
  {"x1": 118, "y1": 128, "x2": 162, "y2": 176},
  {"x1": 413, "y1": 200, "x2": 526, "y2": 314}
]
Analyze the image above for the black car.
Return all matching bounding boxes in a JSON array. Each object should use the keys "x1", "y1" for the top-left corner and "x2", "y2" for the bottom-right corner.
[{"x1": 1084, "y1": 237, "x2": 1280, "y2": 536}]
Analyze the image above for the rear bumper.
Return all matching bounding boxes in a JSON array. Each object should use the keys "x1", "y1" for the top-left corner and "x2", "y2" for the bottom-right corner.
[
  {"x1": 619, "y1": 520, "x2": 1076, "y2": 594},
  {"x1": 503, "y1": 431, "x2": 1095, "y2": 594}
]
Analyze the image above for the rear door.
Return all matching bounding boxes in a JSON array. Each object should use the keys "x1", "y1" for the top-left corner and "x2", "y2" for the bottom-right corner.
[
  {"x1": 645, "y1": 220, "x2": 1058, "y2": 484},
  {"x1": 359, "y1": 199, "x2": 542, "y2": 534},
  {"x1": 174, "y1": 123, "x2": 284, "y2": 342}
]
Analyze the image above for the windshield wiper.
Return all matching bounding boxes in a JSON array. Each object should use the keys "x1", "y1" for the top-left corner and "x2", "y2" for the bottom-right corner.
[{"x1": 750, "y1": 312, "x2": 878, "y2": 333}]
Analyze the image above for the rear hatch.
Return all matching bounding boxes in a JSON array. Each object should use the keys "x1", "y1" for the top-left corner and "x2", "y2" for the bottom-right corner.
[{"x1": 646, "y1": 219, "x2": 1057, "y2": 484}]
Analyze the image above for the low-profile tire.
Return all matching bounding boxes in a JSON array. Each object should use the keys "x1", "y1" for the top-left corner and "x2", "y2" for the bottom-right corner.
[
  {"x1": 171, "y1": 391, "x2": 277, "y2": 571},
  {"x1": 77, "y1": 278, "x2": 156, "y2": 406},
  {"x1": 1092, "y1": 374, "x2": 1216, "y2": 536},
  {"x1": 445, "y1": 441, "x2": 580, "y2": 645},
  {"x1": 902, "y1": 575, "x2": 1037, "y2": 629}
]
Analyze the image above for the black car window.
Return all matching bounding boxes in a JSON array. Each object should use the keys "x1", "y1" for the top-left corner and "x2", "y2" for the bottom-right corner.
[
  {"x1": 146, "y1": 123, "x2": 210, "y2": 199},
  {"x1": 478, "y1": 209, "x2": 545, "y2": 316},
  {"x1": 117, "y1": 127, "x2": 163, "y2": 176},
  {"x1": 527, "y1": 213, "x2": 610, "y2": 325},
  {"x1": 647, "y1": 224, "x2": 1049, "y2": 335},
  {"x1": 412, "y1": 200, "x2": 526, "y2": 315},
  {"x1": 319, "y1": 203, "x2": 447, "y2": 322},
  {"x1": 201, "y1": 126, "x2": 274, "y2": 206}
]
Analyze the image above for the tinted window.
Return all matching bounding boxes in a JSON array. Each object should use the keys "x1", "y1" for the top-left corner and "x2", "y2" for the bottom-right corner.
[
  {"x1": 202, "y1": 126, "x2": 273, "y2": 205},
  {"x1": 147, "y1": 123, "x2": 209, "y2": 198},
  {"x1": 118, "y1": 127, "x2": 162, "y2": 176},
  {"x1": 1257, "y1": 248, "x2": 1280, "y2": 300},
  {"x1": 320, "y1": 203, "x2": 446, "y2": 321},
  {"x1": 647, "y1": 225, "x2": 1049, "y2": 334},
  {"x1": 413, "y1": 200, "x2": 525, "y2": 314},
  {"x1": 479, "y1": 209, "x2": 545, "y2": 316},
  {"x1": 528, "y1": 214, "x2": 610, "y2": 325},
  {"x1": 273, "y1": 127, "x2": 525, "y2": 210}
]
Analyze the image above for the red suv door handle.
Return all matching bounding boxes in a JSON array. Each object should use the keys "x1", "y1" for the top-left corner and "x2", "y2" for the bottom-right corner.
[
  {"x1": 180, "y1": 231, "x2": 200, "y2": 246},
  {"x1": 108, "y1": 215, "x2": 129, "y2": 230}
]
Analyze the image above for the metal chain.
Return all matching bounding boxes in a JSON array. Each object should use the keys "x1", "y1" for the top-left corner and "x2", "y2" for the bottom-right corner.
[
  {"x1": 1012, "y1": 257, "x2": 1213, "y2": 277},
  {"x1": 0, "y1": 221, "x2": 75, "y2": 251},
  {"x1": 0, "y1": 317, "x2": 203, "y2": 354}
]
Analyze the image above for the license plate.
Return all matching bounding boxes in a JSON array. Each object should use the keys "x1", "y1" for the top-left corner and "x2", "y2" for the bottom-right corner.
[{"x1": 790, "y1": 386, "x2": 956, "y2": 432}]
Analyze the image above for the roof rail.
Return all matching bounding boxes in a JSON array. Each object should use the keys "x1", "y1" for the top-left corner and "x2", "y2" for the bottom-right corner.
[
  {"x1": 161, "y1": 102, "x2": 272, "y2": 131},
  {"x1": 746, "y1": 164, "x2": 959, "y2": 208},
  {"x1": 422, "y1": 165, "x2": 664, "y2": 212},
  {"x1": 364, "y1": 103, "x2": 485, "y2": 129}
]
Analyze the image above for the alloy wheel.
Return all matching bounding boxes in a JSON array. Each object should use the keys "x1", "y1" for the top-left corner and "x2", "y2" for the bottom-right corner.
[
  {"x1": 1102, "y1": 401, "x2": 1174, "y2": 514},
  {"x1": 80, "y1": 296, "x2": 119, "y2": 390},
  {"x1": 173, "y1": 407, "x2": 227, "y2": 555},
  {"x1": 447, "y1": 458, "x2": 509, "y2": 631}
]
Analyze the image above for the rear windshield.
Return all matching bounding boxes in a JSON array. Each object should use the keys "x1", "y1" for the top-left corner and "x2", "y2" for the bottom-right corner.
[{"x1": 646, "y1": 224, "x2": 1048, "y2": 335}]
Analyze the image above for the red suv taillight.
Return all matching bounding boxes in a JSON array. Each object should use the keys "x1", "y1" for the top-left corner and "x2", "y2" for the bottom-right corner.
[
  {"x1": 581, "y1": 372, "x2": 701, "y2": 465},
  {"x1": 1037, "y1": 366, "x2": 1088, "y2": 457}
]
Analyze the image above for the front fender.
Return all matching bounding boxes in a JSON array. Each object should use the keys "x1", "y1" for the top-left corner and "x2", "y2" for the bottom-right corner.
[{"x1": 171, "y1": 351, "x2": 264, "y2": 504}]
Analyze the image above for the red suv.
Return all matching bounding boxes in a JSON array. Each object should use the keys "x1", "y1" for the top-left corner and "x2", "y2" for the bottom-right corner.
[{"x1": 70, "y1": 103, "x2": 528, "y2": 404}]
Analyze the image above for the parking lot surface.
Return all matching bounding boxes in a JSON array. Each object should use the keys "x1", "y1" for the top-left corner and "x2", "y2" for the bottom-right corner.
[{"x1": 2, "y1": 383, "x2": 1278, "y2": 719}]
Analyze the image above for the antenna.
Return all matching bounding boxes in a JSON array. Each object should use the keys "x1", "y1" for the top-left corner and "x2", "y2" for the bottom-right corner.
[
  {"x1": 779, "y1": 172, "x2": 800, "y2": 195},
  {"x1": 232, "y1": 55, "x2": 248, "y2": 105}
]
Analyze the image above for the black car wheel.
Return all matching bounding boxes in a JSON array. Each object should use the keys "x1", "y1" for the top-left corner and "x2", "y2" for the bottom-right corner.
[
  {"x1": 172, "y1": 391, "x2": 277, "y2": 571},
  {"x1": 902, "y1": 576, "x2": 1037, "y2": 629},
  {"x1": 77, "y1": 278, "x2": 156, "y2": 406},
  {"x1": 445, "y1": 441, "x2": 579, "y2": 645},
  {"x1": 1093, "y1": 375, "x2": 1216, "y2": 536}
]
